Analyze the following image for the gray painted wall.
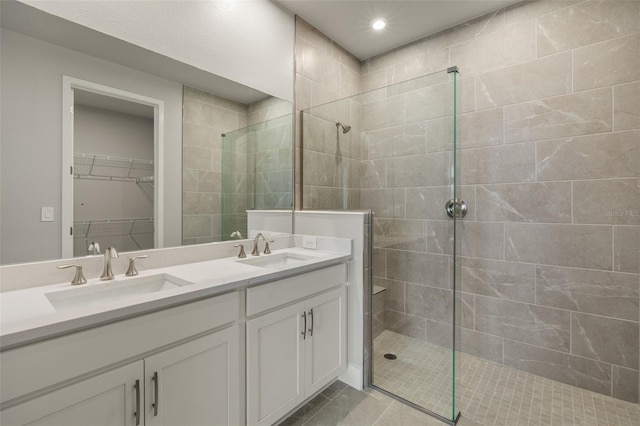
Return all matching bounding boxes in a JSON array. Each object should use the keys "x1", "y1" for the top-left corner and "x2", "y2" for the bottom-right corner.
[{"x1": 0, "y1": 29, "x2": 183, "y2": 264}]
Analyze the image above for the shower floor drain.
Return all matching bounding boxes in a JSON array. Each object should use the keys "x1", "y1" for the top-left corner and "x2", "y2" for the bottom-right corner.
[{"x1": 383, "y1": 353, "x2": 397, "y2": 360}]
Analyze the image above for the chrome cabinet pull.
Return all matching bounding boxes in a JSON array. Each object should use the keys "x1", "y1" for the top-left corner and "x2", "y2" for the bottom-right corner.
[
  {"x1": 133, "y1": 379, "x2": 141, "y2": 426},
  {"x1": 301, "y1": 311, "x2": 307, "y2": 339},
  {"x1": 308, "y1": 309, "x2": 314, "y2": 337},
  {"x1": 152, "y1": 371, "x2": 159, "y2": 416}
]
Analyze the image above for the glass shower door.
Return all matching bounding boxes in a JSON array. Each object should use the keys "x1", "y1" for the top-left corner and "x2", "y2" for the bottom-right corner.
[
  {"x1": 301, "y1": 69, "x2": 461, "y2": 423},
  {"x1": 220, "y1": 114, "x2": 293, "y2": 241}
]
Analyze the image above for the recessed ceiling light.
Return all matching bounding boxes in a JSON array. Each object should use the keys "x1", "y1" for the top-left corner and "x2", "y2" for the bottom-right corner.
[{"x1": 371, "y1": 19, "x2": 386, "y2": 31}]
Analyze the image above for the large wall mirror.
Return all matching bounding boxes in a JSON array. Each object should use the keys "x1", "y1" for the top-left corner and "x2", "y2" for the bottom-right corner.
[{"x1": 0, "y1": 1, "x2": 294, "y2": 265}]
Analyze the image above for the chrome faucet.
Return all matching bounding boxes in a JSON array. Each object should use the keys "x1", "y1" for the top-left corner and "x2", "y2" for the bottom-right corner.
[
  {"x1": 251, "y1": 233, "x2": 273, "y2": 256},
  {"x1": 100, "y1": 247, "x2": 119, "y2": 280},
  {"x1": 88, "y1": 241, "x2": 101, "y2": 255},
  {"x1": 57, "y1": 264, "x2": 87, "y2": 285}
]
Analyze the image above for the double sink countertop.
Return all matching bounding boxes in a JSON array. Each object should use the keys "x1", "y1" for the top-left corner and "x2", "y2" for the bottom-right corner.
[{"x1": 0, "y1": 246, "x2": 351, "y2": 351}]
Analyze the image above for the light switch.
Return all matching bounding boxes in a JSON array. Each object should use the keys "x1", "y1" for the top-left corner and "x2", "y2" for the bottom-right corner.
[{"x1": 41, "y1": 207, "x2": 54, "y2": 222}]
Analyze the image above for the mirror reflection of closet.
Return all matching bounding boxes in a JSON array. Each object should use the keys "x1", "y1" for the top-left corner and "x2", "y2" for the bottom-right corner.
[{"x1": 71, "y1": 90, "x2": 155, "y2": 257}]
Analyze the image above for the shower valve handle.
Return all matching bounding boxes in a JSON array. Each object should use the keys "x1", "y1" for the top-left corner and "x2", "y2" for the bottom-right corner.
[{"x1": 445, "y1": 199, "x2": 467, "y2": 218}]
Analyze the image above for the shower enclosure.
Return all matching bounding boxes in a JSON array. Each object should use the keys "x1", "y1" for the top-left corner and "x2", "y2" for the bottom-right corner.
[
  {"x1": 220, "y1": 113, "x2": 293, "y2": 240},
  {"x1": 301, "y1": 69, "x2": 462, "y2": 424}
]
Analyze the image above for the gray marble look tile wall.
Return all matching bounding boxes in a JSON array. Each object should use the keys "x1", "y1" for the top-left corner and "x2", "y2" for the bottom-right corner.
[
  {"x1": 535, "y1": 1, "x2": 639, "y2": 57},
  {"x1": 614, "y1": 81, "x2": 640, "y2": 131},
  {"x1": 183, "y1": 88, "x2": 291, "y2": 243},
  {"x1": 297, "y1": 1, "x2": 640, "y2": 403},
  {"x1": 182, "y1": 87, "x2": 247, "y2": 244},
  {"x1": 571, "y1": 312, "x2": 639, "y2": 370},
  {"x1": 296, "y1": 17, "x2": 362, "y2": 210},
  {"x1": 475, "y1": 296, "x2": 571, "y2": 352},
  {"x1": 504, "y1": 88, "x2": 612, "y2": 143},
  {"x1": 536, "y1": 265, "x2": 639, "y2": 321},
  {"x1": 362, "y1": 0, "x2": 640, "y2": 403}
]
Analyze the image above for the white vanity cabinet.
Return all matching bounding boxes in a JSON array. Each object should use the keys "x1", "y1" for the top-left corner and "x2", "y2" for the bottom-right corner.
[
  {"x1": 0, "y1": 256, "x2": 350, "y2": 426},
  {"x1": 0, "y1": 293, "x2": 241, "y2": 426},
  {"x1": 304, "y1": 288, "x2": 348, "y2": 396},
  {"x1": 0, "y1": 360, "x2": 143, "y2": 426},
  {"x1": 246, "y1": 265, "x2": 348, "y2": 426},
  {"x1": 1, "y1": 328, "x2": 240, "y2": 426},
  {"x1": 144, "y1": 326, "x2": 240, "y2": 426}
]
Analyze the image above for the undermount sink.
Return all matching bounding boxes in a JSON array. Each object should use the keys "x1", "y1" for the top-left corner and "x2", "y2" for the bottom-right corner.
[
  {"x1": 237, "y1": 252, "x2": 315, "y2": 269},
  {"x1": 45, "y1": 273, "x2": 193, "y2": 312}
]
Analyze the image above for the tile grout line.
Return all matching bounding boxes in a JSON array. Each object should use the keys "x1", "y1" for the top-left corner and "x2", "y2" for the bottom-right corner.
[
  {"x1": 612, "y1": 226, "x2": 615, "y2": 274},
  {"x1": 300, "y1": 385, "x2": 349, "y2": 426},
  {"x1": 371, "y1": 399, "x2": 394, "y2": 426},
  {"x1": 611, "y1": 83, "x2": 615, "y2": 132},
  {"x1": 570, "y1": 47, "x2": 574, "y2": 94},
  {"x1": 570, "y1": 180, "x2": 574, "y2": 225}
]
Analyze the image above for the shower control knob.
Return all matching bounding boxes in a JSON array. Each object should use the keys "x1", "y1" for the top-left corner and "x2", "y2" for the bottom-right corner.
[{"x1": 445, "y1": 199, "x2": 468, "y2": 218}]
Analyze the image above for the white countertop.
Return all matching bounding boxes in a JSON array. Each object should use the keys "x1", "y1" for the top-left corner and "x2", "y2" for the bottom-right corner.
[{"x1": 0, "y1": 247, "x2": 350, "y2": 350}]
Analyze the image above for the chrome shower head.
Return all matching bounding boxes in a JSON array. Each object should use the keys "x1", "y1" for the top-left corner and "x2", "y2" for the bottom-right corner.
[{"x1": 336, "y1": 122, "x2": 351, "y2": 134}]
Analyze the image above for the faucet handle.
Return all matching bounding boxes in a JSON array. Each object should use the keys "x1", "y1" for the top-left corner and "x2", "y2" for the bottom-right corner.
[
  {"x1": 233, "y1": 244, "x2": 247, "y2": 258},
  {"x1": 57, "y1": 264, "x2": 87, "y2": 285},
  {"x1": 126, "y1": 255, "x2": 148, "y2": 277},
  {"x1": 263, "y1": 239, "x2": 275, "y2": 255}
]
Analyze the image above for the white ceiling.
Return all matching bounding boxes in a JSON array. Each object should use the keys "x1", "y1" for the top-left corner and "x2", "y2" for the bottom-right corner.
[
  {"x1": 2, "y1": 0, "x2": 522, "y2": 102},
  {"x1": 1, "y1": 0, "x2": 270, "y2": 104},
  {"x1": 277, "y1": 0, "x2": 521, "y2": 60}
]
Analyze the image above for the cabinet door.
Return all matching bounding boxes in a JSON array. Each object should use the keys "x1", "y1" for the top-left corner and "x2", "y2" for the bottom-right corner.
[
  {"x1": 247, "y1": 301, "x2": 306, "y2": 426},
  {"x1": 144, "y1": 326, "x2": 240, "y2": 426},
  {"x1": 305, "y1": 286, "x2": 347, "y2": 397},
  {"x1": 0, "y1": 361, "x2": 143, "y2": 426}
]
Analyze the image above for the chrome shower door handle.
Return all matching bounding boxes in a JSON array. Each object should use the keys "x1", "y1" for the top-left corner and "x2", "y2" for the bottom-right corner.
[{"x1": 445, "y1": 199, "x2": 468, "y2": 218}]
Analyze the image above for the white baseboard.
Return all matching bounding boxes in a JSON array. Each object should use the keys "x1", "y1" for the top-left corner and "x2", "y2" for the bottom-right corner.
[{"x1": 339, "y1": 363, "x2": 363, "y2": 390}]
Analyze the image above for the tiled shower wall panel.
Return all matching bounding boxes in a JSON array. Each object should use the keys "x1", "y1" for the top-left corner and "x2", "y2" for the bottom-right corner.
[
  {"x1": 295, "y1": 17, "x2": 362, "y2": 210},
  {"x1": 182, "y1": 87, "x2": 247, "y2": 244},
  {"x1": 247, "y1": 96, "x2": 292, "y2": 127},
  {"x1": 184, "y1": 88, "x2": 292, "y2": 243},
  {"x1": 247, "y1": 100, "x2": 295, "y2": 214},
  {"x1": 247, "y1": 114, "x2": 294, "y2": 211},
  {"x1": 220, "y1": 129, "x2": 250, "y2": 240},
  {"x1": 359, "y1": 0, "x2": 640, "y2": 403},
  {"x1": 301, "y1": 98, "x2": 363, "y2": 210},
  {"x1": 224, "y1": 100, "x2": 294, "y2": 237}
]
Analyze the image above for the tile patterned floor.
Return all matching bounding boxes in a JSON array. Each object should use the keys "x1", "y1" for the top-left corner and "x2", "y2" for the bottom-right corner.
[{"x1": 282, "y1": 330, "x2": 640, "y2": 426}]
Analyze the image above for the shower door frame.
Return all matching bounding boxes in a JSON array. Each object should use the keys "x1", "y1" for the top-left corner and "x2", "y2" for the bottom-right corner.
[{"x1": 365, "y1": 66, "x2": 462, "y2": 426}]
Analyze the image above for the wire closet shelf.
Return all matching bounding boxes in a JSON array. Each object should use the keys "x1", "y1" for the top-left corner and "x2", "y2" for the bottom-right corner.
[{"x1": 73, "y1": 153, "x2": 154, "y2": 204}]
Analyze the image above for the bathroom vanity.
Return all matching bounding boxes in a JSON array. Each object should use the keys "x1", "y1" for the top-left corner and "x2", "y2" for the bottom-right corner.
[{"x1": 0, "y1": 239, "x2": 350, "y2": 426}]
